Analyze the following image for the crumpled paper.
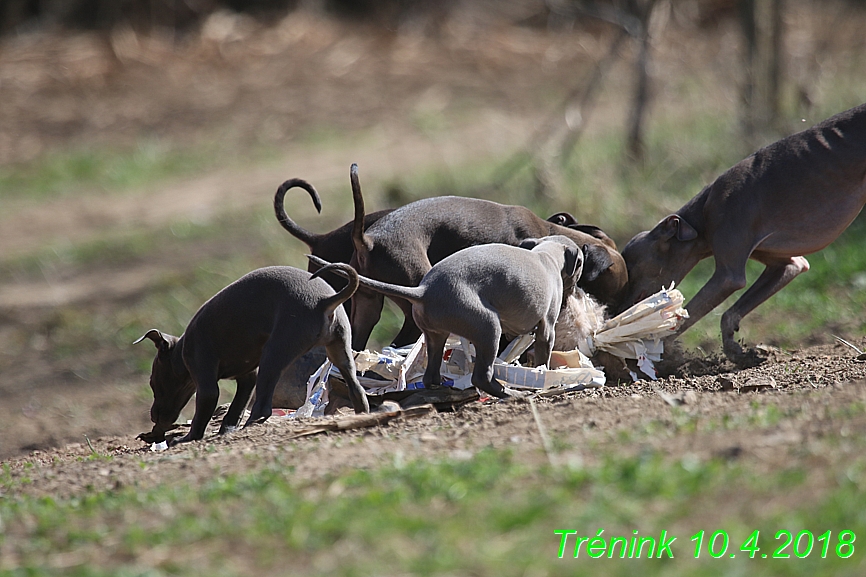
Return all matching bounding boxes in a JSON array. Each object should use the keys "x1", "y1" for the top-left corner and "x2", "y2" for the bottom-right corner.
[{"x1": 580, "y1": 284, "x2": 688, "y2": 380}]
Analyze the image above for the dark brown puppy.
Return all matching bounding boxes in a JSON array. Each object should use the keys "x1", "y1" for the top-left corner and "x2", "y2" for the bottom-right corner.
[
  {"x1": 347, "y1": 164, "x2": 628, "y2": 350},
  {"x1": 621, "y1": 102, "x2": 866, "y2": 364},
  {"x1": 135, "y1": 264, "x2": 369, "y2": 446}
]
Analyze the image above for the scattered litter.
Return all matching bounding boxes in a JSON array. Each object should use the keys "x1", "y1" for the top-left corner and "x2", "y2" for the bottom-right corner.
[
  {"x1": 294, "y1": 360, "x2": 333, "y2": 418},
  {"x1": 285, "y1": 286, "x2": 689, "y2": 415},
  {"x1": 150, "y1": 441, "x2": 168, "y2": 452}
]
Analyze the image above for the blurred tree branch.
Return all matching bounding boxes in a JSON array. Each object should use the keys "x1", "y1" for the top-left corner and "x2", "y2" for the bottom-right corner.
[
  {"x1": 739, "y1": 0, "x2": 785, "y2": 148},
  {"x1": 494, "y1": 0, "x2": 663, "y2": 197}
]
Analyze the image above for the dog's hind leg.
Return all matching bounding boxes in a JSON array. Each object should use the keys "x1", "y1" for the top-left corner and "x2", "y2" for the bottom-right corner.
[
  {"x1": 326, "y1": 336, "x2": 370, "y2": 414},
  {"x1": 720, "y1": 256, "x2": 810, "y2": 363},
  {"x1": 245, "y1": 337, "x2": 311, "y2": 426},
  {"x1": 349, "y1": 288, "x2": 385, "y2": 351},
  {"x1": 219, "y1": 369, "x2": 256, "y2": 434},
  {"x1": 389, "y1": 297, "x2": 423, "y2": 347},
  {"x1": 533, "y1": 313, "x2": 557, "y2": 369},
  {"x1": 422, "y1": 330, "x2": 450, "y2": 390},
  {"x1": 468, "y1": 319, "x2": 509, "y2": 399}
]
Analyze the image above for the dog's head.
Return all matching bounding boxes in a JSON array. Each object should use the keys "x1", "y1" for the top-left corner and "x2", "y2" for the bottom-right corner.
[
  {"x1": 519, "y1": 235, "x2": 583, "y2": 296},
  {"x1": 621, "y1": 213, "x2": 701, "y2": 309},
  {"x1": 546, "y1": 223, "x2": 628, "y2": 308},
  {"x1": 134, "y1": 329, "x2": 194, "y2": 441}
]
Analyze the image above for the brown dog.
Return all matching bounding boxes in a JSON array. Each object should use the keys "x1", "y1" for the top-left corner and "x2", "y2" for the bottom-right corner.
[
  {"x1": 135, "y1": 264, "x2": 369, "y2": 446},
  {"x1": 346, "y1": 164, "x2": 628, "y2": 350},
  {"x1": 621, "y1": 102, "x2": 866, "y2": 364}
]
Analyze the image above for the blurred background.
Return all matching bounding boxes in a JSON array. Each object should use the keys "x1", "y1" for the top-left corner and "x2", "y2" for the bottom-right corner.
[{"x1": 1, "y1": 0, "x2": 865, "y2": 458}]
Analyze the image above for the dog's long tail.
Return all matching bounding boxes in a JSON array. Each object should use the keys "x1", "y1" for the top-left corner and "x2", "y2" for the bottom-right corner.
[
  {"x1": 274, "y1": 178, "x2": 324, "y2": 248},
  {"x1": 309, "y1": 255, "x2": 426, "y2": 304},
  {"x1": 311, "y1": 262, "x2": 361, "y2": 315},
  {"x1": 350, "y1": 164, "x2": 375, "y2": 256}
]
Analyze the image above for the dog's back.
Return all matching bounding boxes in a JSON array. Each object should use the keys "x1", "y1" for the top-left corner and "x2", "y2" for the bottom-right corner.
[
  {"x1": 362, "y1": 196, "x2": 625, "y2": 305},
  {"x1": 183, "y1": 267, "x2": 346, "y2": 372},
  {"x1": 347, "y1": 164, "x2": 626, "y2": 348},
  {"x1": 365, "y1": 196, "x2": 549, "y2": 262},
  {"x1": 416, "y1": 243, "x2": 565, "y2": 337}
]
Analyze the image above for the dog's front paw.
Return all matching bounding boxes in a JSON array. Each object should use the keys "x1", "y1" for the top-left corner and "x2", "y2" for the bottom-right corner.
[
  {"x1": 725, "y1": 342, "x2": 769, "y2": 369},
  {"x1": 136, "y1": 430, "x2": 164, "y2": 444}
]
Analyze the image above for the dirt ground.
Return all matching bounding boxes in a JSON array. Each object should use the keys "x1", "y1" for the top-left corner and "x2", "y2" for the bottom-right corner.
[
  {"x1": 4, "y1": 340, "x2": 866, "y2": 503},
  {"x1": 2, "y1": 5, "x2": 866, "y2": 502}
]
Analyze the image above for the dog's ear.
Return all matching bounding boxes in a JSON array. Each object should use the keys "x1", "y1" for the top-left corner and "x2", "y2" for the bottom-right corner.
[
  {"x1": 563, "y1": 245, "x2": 583, "y2": 279},
  {"x1": 134, "y1": 329, "x2": 176, "y2": 354},
  {"x1": 546, "y1": 212, "x2": 578, "y2": 227},
  {"x1": 519, "y1": 238, "x2": 541, "y2": 250},
  {"x1": 581, "y1": 244, "x2": 614, "y2": 283},
  {"x1": 658, "y1": 214, "x2": 698, "y2": 242}
]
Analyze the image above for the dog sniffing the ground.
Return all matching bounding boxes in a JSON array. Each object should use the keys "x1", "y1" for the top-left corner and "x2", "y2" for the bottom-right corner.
[{"x1": 135, "y1": 264, "x2": 369, "y2": 446}]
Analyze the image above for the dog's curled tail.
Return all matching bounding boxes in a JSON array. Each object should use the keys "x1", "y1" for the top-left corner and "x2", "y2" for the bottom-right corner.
[
  {"x1": 350, "y1": 164, "x2": 375, "y2": 256},
  {"x1": 310, "y1": 261, "x2": 360, "y2": 314},
  {"x1": 308, "y1": 255, "x2": 425, "y2": 304},
  {"x1": 274, "y1": 178, "x2": 324, "y2": 248}
]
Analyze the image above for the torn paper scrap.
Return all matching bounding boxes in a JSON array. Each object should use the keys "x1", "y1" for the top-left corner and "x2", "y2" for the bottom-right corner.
[
  {"x1": 493, "y1": 363, "x2": 605, "y2": 389},
  {"x1": 553, "y1": 284, "x2": 689, "y2": 381}
]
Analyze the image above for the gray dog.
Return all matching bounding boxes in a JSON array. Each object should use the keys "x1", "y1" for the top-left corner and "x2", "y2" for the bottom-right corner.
[
  {"x1": 310, "y1": 235, "x2": 582, "y2": 399},
  {"x1": 135, "y1": 264, "x2": 370, "y2": 446},
  {"x1": 621, "y1": 102, "x2": 866, "y2": 364}
]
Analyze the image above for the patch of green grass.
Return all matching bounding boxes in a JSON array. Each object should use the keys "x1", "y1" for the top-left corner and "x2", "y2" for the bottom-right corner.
[
  {"x1": 0, "y1": 140, "x2": 226, "y2": 202},
  {"x1": 1, "y1": 447, "x2": 864, "y2": 576}
]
